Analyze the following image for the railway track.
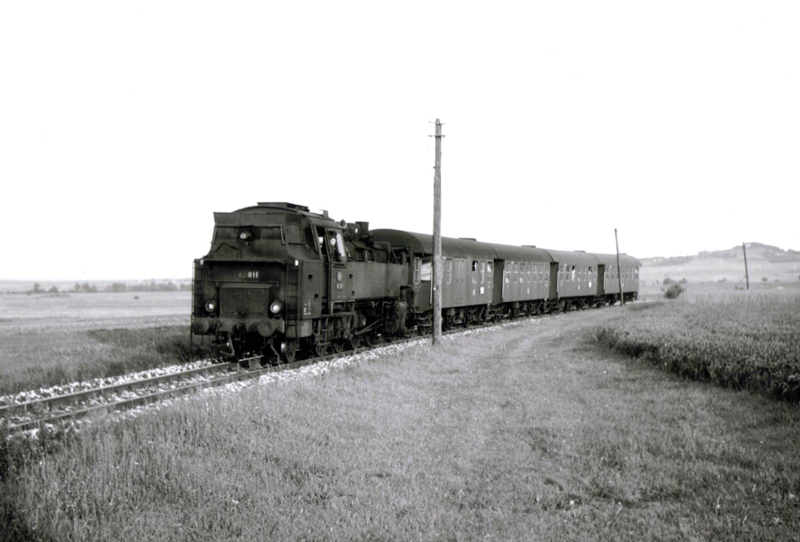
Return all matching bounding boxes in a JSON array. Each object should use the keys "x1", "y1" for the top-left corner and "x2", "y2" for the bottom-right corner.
[
  {"x1": 1, "y1": 305, "x2": 614, "y2": 435},
  {"x1": 0, "y1": 339, "x2": 419, "y2": 434},
  {"x1": 0, "y1": 354, "x2": 344, "y2": 434}
]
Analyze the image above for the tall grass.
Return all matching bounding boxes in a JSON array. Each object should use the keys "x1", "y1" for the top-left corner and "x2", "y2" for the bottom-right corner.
[
  {"x1": 597, "y1": 291, "x2": 800, "y2": 401},
  {"x1": 0, "y1": 327, "x2": 215, "y2": 396}
]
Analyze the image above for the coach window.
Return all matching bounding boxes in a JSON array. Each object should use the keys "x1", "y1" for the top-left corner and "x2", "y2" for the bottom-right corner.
[
  {"x1": 445, "y1": 259, "x2": 452, "y2": 284},
  {"x1": 413, "y1": 258, "x2": 421, "y2": 284},
  {"x1": 480, "y1": 261, "x2": 486, "y2": 284},
  {"x1": 571, "y1": 266, "x2": 576, "y2": 282}
]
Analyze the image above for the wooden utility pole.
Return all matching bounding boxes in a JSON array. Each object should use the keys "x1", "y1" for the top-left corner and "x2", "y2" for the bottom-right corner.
[
  {"x1": 615, "y1": 228, "x2": 624, "y2": 305},
  {"x1": 743, "y1": 242, "x2": 750, "y2": 290},
  {"x1": 432, "y1": 119, "x2": 443, "y2": 344}
]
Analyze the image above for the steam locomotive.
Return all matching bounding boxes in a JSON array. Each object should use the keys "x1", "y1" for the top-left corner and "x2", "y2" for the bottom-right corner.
[{"x1": 191, "y1": 202, "x2": 640, "y2": 362}]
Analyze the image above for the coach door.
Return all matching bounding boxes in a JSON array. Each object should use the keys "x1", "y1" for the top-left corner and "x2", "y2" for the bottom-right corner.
[
  {"x1": 455, "y1": 258, "x2": 467, "y2": 306},
  {"x1": 597, "y1": 264, "x2": 606, "y2": 297},
  {"x1": 492, "y1": 260, "x2": 504, "y2": 304},
  {"x1": 549, "y1": 262, "x2": 559, "y2": 299}
]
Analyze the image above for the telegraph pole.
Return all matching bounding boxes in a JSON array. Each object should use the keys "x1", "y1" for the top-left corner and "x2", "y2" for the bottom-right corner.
[
  {"x1": 432, "y1": 119, "x2": 443, "y2": 344},
  {"x1": 743, "y1": 242, "x2": 750, "y2": 290},
  {"x1": 615, "y1": 228, "x2": 624, "y2": 306}
]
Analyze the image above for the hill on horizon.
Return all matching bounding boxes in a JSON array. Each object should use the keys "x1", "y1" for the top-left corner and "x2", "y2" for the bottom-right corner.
[{"x1": 640, "y1": 243, "x2": 800, "y2": 284}]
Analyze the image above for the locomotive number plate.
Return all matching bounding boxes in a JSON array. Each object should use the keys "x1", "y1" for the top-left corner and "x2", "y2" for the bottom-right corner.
[{"x1": 237, "y1": 270, "x2": 260, "y2": 279}]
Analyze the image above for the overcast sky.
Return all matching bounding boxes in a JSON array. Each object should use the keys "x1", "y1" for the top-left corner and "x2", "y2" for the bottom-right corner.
[{"x1": 2, "y1": 1, "x2": 798, "y2": 280}]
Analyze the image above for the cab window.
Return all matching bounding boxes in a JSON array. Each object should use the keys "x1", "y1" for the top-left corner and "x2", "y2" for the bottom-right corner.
[
  {"x1": 420, "y1": 261, "x2": 432, "y2": 281},
  {"x1": 335, "y1": 232, "x2": 346, "y2": 262}
]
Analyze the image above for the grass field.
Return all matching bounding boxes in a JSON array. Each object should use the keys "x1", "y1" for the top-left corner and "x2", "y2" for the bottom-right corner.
[
  {"x1": 597, "y1": 290, "x2": 800, "y2": 402},
  {"x1": 0, "y1": 291, "x2": 205, "y2": 396},
  {"x1": 2, "y1": 307, "x2": 798, "y2": 541},
  {"x1": 637, "y1": 278, "x2": 800, "y2": 302}
]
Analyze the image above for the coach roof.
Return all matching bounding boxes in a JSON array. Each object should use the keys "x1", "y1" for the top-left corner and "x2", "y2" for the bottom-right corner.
[
  {"x1": 592, "y1": 253, "x2": 642, "y2": 267},
  {"x1": 540, "y1": 249, "x2": 601, "y2": 267},
  {"x1": 482, "y1": 243, "x2": 553, "y2": 263},
  {"x1": 371, "y1": 229, "x2": 496, "y2": 260}
]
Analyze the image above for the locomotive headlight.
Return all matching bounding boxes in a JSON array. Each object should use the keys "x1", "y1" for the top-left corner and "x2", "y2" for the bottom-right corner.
[
  {"x1": 270, "y1": 301, "x2": 283, "y2": 314},
  {"x1": 205, "y1": 301, "x2": 216, "y2": 313},
  {"x1": 239, "y1": 231, "x2": 252, "y2": 241}
]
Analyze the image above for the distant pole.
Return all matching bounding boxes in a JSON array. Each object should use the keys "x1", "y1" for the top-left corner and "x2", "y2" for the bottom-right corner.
[
  {"x1": 615, "y1": 228, "x2": 624, "y2": 306},
  {"x1": 432, "y1": 119, "x2": 443, "y2": 345},
  {"x1": 743, "y1": 242, "x2": 750, "y2": 290}
]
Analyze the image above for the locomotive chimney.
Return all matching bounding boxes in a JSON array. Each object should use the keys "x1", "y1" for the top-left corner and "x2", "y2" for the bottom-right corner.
[{"x1": 357, "y1": 221, "x2": 369, "y2": 235}]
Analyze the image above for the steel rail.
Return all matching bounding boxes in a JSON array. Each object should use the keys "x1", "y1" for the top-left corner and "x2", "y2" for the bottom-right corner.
[
  {"x1": 5, "y1": 352, "x2": 352, "y2": 433},
  {"x1": 0, "y1": 361, "x2": 237, "y2": 416}
]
